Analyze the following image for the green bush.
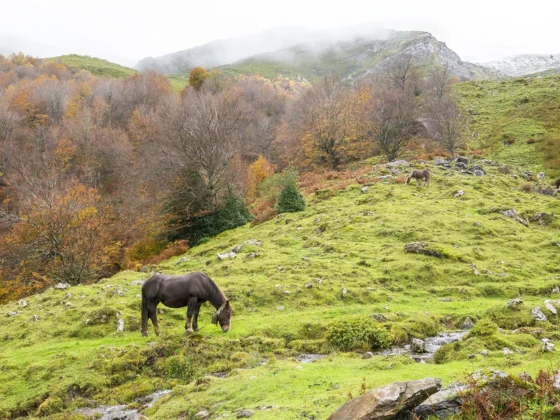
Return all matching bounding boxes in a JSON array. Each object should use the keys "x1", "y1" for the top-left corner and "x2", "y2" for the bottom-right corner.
[
  {"x1": 277, "y1": 171, "x2": 305, "y2": 213},
  {"x1": 326, "y1": 316, "x2": 393, "y2": 351},
  {"x1": 468, "y1": 318, "x2": 498, "y2": 337}
]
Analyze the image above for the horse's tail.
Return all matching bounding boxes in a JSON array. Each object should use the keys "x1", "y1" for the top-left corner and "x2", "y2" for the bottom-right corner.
[{"x1": 141, "y1": 290, "x2": 149, "y2": 336}]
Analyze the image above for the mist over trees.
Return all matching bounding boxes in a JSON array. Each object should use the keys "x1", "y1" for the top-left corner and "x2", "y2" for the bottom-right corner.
[{"x1": 0, "y1": 52, "x2": 466, "y2": 302}]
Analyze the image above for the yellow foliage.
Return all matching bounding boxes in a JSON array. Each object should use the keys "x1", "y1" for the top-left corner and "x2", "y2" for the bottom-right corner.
[{"x1": 247, "y1": 155, "x2": 274, "y2": 201}]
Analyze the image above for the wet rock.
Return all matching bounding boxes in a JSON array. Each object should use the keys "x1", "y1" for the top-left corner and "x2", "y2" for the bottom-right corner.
[
  {"x1": 454, "y1": 190, "x2": 464, "y2": 198},
  {"x1": 371, "y1": 313, "x2": 387, "y2": 322},
  {"x1": 545, "y1": 300, "x2": 558, "y2": 315},
  {"x1": 542, "y1": 338, "x2": 555, "y2": 352},
  {"x1": 507, "y1": 298, "x2": 524, "y2": 309},
  {"x1": 461, "y1": 317, "x2": 475, "y2": 330},
  {"x1": 54, "y1": 282, "x2": 70, "y2": 289},
  {"x1": 456, "y1": 157, "x2": 468, "y2": 164},
  {"x1": 237, "y1": 409, "x2": 254, "y2": 418},
  {"x1": 503, "y1": 347, "x2": 514, "y2": 355},
  {"x1": 361, "y1": 186, "x2": 369, "y2": 193},
  {"x1": 361, "y1": 352, "x2": 374, "y2": 359},
  {"x1": 416, "y1": 383, "x2": 466, "y2": 419},
  {"x1": 411, "y1": 338, "x2": 426, "y2": 353},
  {"x1": 532, "y1": 306, "x2": 547, "y2": 321},
  {"x1": 328, "y1": 378, "x2": 441, "y2": 420},
  {"x1": 499, "y1": 209, "x2": 529, "y2": 227}
]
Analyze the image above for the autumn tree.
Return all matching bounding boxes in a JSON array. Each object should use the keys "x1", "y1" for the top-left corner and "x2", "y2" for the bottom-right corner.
[
  {"x1": 364, "y1": 77, "x2": 419, "y2": 162},
  {"x1": 188, "y1": 66, "x2": 209, "y2": 90},
  {"x1": 247, "y1": 155, "x2": 274, "y2": 201},
  {"x1": 385, "y1": 54, "x2": 420, "y2": 92}
]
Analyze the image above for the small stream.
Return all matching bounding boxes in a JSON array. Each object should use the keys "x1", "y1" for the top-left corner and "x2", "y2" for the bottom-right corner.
[
  {"x1": 75, "y1": 390, "x2": 171, "y2": 420},
  {"x1": 375, "y1": 331, "x2": 468, "y2": 362}
]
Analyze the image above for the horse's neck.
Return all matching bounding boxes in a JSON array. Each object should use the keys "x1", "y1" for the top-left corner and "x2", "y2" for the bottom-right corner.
[{"x1": 208, "y1": 290, "x2": 227, "y2": 309}]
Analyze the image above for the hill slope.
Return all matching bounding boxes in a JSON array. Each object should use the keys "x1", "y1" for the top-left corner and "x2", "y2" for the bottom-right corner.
[
  {"x1": 49, "y1": 54, "x2": 138, "y2": 78},
  {"x1": 480, "y1": 54, "x2": 560, "y2": 77},
  {"x1": 455, "y1": 74, "x2": 560, "y2": 177},
  {"x1": 220, "y1": 31, "x2": 497, "y2": 81},
  {"x1": 1, "y1": 159, "x2": 559, "y2": 419}
]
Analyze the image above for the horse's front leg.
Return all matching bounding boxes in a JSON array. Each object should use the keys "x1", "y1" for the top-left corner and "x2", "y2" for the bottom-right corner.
[
  {"x1": 185, "y1": 297, "x2": 198, "y2": 334},
  {"x1": 193, "y1": 303, "x2": 203, "y2": 332}
]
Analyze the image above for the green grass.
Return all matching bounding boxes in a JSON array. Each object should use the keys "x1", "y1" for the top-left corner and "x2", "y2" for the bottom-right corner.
[
  {"x1": 1, "y1": 159, "x2": 559, "y2": 418},
  {"x1": 49, "y1": 55, "x2": 138, "y2": 79},
  {"x1": 454, "y1": 75, "x2": 560, "y2": 177}
]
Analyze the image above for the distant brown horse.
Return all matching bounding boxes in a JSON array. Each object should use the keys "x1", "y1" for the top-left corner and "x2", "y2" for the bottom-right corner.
[
  {"x1": 555, "y1": 179, "x2": 560, "y2": 189},
  {"x1": 406, "y1": 169, "x2": 431, "y2": 187},
  {"x1": 141, "y1": 272, "x2": 231, "y2": 336}
]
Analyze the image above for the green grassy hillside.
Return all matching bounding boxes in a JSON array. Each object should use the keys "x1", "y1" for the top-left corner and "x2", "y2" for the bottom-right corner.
[
  {"x1": 455, "y1": 75, "x2": 560, "y2": 178},
  {"x1": 1, "y1": 158, "x2": 559, "y2": 419},
  {"x1": 50, "y1": 55, "x2": 138, "y2": 78},
  {"x1": 49, "y1": 55, "x2": 189, "y2": 91}
]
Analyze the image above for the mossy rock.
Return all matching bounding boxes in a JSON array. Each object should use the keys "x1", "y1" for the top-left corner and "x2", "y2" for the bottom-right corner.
[
  {"x1": 487, "y1": 305, "x2": 535, "y2": 329},
  {"x1": 87, "y1": 307, "x2": 119, "y2": 326},
  {"x1": 36, "y1": 396, "x2": 64, "y2": 416}
]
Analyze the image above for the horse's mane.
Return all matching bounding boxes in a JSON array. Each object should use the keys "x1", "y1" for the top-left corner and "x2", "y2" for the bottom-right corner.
[{"x1": 203, "y1": 274, "x2": 227, "y2": 301}]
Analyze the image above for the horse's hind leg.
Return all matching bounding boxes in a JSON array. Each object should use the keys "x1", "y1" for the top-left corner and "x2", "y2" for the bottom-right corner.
[
  {"x1": 148, "y1": 302, "x2": 160, "y2": 336},
  {"x1": 193, "y1": 303, "x2": 203, "y2": 331},
  {"x1": 185, "y1": 297, "x2": 198, "y2": 334}
]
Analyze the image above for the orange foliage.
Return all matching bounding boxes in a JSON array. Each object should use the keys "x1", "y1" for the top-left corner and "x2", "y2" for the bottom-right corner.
[{"x1": 247, "y1": 155, "x2": 274, "y2": 201}]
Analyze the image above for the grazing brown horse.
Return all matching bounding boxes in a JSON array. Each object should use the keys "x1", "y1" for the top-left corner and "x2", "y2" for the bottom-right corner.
[
  {"x1": 141, "y1": 272, "x2": 231, "y2": 336},
  {"x1": 406, "y1": 169, "x2": 431, "y2": 187},
  {"x1": 555, "y1": 178, "x2": 560, "y2": 189}
]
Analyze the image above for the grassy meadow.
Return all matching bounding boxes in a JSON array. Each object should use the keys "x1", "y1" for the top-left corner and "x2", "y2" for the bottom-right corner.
[{"x1": 1, "y1": 158, "x2": 559, "y2": 419}]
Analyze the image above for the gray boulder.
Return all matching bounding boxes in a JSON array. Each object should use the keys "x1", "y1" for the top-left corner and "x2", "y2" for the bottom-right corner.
[
  {"x1": 328, "y1": 378, "x2": 441, "y2": 420},
  {"x1": 456, "y1": 157, "x2": 468, "y2": 164},
  {"x1": 237, "y1": 409, "x2": 254, "y2": 418},
  {"x1": 506, "y1": 298, "x2": 524, "y2": 308},
  {"x1": 416, "y1": 383, "x2": 466, "y2": 419},
  {"x1": 499, "y1": 209, "x2": 529, "y2": 227},
  {"x1": 411, "y1": 338, "x2": 426, "y2": 353},
  {"x1": 532, "y1": 306, "x2": 547, "y2": 321},
  {"x1": 544, "y1": 300, "x2": 558, "y2": 315},
  {"x1": 54, "y1": 282, "x2": 70, "y2": 290},
  {"x1": 542, "y1": 338, "x2": 555, "y2": 352},
  {"x1": 460, "y1": 317, "x2": 475, "y2": 330}
]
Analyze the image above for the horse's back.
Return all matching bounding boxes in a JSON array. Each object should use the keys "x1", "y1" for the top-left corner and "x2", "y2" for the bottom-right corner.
[{"x1": 142, "y1": 272, "x2": 214, "y2": 307}]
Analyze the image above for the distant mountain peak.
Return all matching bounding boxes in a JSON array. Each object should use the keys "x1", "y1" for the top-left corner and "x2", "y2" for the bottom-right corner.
[{"x1": 480, "y1": 53, "x2": 560, "y2": 77}]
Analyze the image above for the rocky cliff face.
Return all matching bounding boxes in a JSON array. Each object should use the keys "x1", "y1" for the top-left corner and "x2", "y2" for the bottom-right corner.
[{"x1": 480, "y1": 54, "x2": 560, "y2": 77}]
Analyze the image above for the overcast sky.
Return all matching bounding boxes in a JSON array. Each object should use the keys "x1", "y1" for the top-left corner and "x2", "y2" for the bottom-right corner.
[{"x1": 2, "y1": 0, "x2": 559, "y2": 66}]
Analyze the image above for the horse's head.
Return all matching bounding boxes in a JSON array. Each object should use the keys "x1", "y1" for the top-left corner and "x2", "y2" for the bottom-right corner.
[{"x1": 212, "y1": 300, "x2": 232, "y2": 332}]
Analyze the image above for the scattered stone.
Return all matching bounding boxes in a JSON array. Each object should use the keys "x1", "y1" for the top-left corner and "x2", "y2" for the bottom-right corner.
[
  {"x1": 506, "y1": 298, "x2": 524, "y2": 309},
  {"x1": 7, "y1": 311, "x2": 17, "y2": 317},
  {"x1": 117, "y1": 318, "x2": 125, "y2": 332},
  {"x1": 276, "y1": 306, "x2": 285, "y2": 311},
  {"x1": 237, "y1": 409, "x2": 254, "y2": 418},
  {"x1": 537, "y1": 187, "x2": 557, "y2": 197},
  {"x1": 65, "y1": 302, "x2": 73, "y2": 308},
  {"x1": 301, "y1": 256, "x2": 309, "y2": 262},
  {"x1": 283, "y1": 291, "x2": 291, "y2": 295},
  {"x1": 480, "y1": 350, "x2": 489, "y2": 357},
  {"x1": 411, "y1": 338, "x2": 426, "y2": 353},
  {"x1": 499, "y1": 209, "x2": 529, "y2": 227},
  {"x1": 545, "y1": 300, "x2": 558, "y2": 315},
  {"x1": 435, "y1": 158, "x2": 449, "y2": 166},
  {"x1": 503, "y1": 347, "x2": 514, "y2": 355},
  {"x1": 461, "y1": 317, "x2": 475, "y2": 330},
  {"x1": 361, "y1": 186, "x2": 368, "y2": 193},
  {"x1": 64, "y1": 292, "x2": 72, "y2": 299},
  {"x1": 554, "y1": 287, "x2": 560, "y2": 294},
  {"x1": 328, "y1": 378, "x2": 441, "y2": 420},
  {"x1": 136, "y1": 294, "x2": 141, "y2": 298},
  {"x1": 232, "y1": 239, "x2": 262, "y2": 253},
  {"x1": 17, "y1": 299, "x2": 28, "y2": 308},
  {"x1": 304, "y1": 283, "x2": 313, "y2": 288},
  {"x1": 54, "y1": 282, "x2": 70, "y2": 289},
  {"x1": 296, "y1": 365, "x2": 302, "y2": 369},
  {"x1": 314, "y1": 278, "x2": 323, "y2": 284},
  {"x1": 387, "y1": 160, "x2": 409, "y2": 167},
  {"x1": 217, "y1": 252, "x2": 237, "y2": 261},
  {"x1": 85, "y1": 319, "x2": 91, "y2": 325},
  {"x1": 195, "y1": 410, "x2": 210, "y2": 419},
  {"x1": 439, "y1": 298, "x2": 451, "y2": 302},
  {"x1": 468, "y1": 354, "x2": 476, "y2": 360},
  {"x1": 542, "y1": 338, "x2": 555, "y2": 352},
  {"x1": 175, "y1": 257, "x2": 188, "y2": 265},
  {"x1": 131, "y1": 280, "x2": 144, "y2": 286},
  {"x1": 361, "y1": 352, "x2": 374, "y2": 359},
  {"x1": 341, "y1": 288, "x2": 347, "y2": 297},
  {"x1": 472, "y1": 369, "x2": 508, "y2": 382},
  {"x1": 473, "y1": 168, "x2": 485, "y2": 176},
  {"x1": 534, "y1": 212, "x2": 554, "y2": 225},
  {"x1": 245, "y1": 252, "x2": 258, "y2": 259},
  {"x1": 371, "y1": 313, "x2": 387, "y2": 322},
  {"x1": 456, "y1": 157, "x2": 468, "y2": 164},
  {"x1": 532, "y1": 306, "x2": 547, "y2": 321},
  {"x1": 538, "y1": 172, "x2": 545, "y2": 180},
  {"x1": 454, "y1": 190, "x2": 464, "y2": 198},
  {"x1": 32, "y1": 314, "x2": 39, "y2": 321}
]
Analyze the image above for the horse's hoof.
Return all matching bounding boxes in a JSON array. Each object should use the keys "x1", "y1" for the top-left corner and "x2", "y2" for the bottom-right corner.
[
  {"x1": 142, "y1": 332, "x2": 149, "y2": 337},
  {"x1": 186, "y1": 328, "x2": 194, "y2": 334}
]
